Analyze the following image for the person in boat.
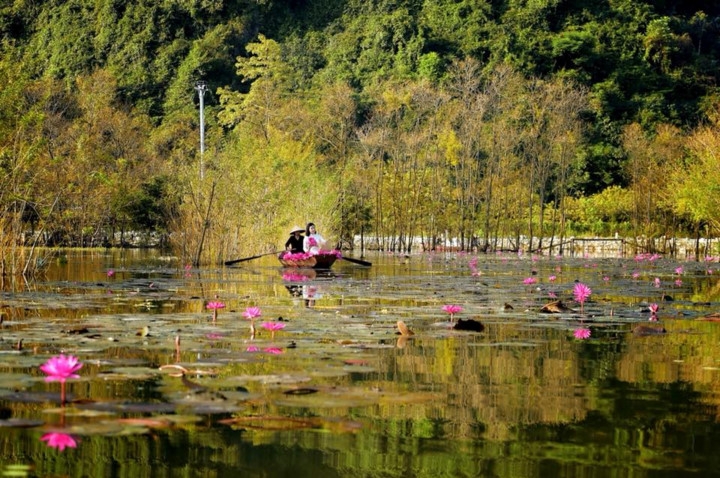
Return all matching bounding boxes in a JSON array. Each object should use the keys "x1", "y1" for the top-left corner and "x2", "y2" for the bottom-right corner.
[
  {"x1": 303, "y1": 222, "x2": 327, "y2": 255},
  {"x1": 284, "y1": 226, "x2": 305, "y2": 253}
]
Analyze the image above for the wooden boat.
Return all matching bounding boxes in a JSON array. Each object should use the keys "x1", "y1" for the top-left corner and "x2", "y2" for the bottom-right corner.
[{"x1": 278, "y1": 251, "x2": 339, "y2": 269}]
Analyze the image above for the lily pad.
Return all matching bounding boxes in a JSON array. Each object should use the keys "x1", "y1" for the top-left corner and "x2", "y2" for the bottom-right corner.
[
  {"x1": 75, "y1": 401, "x2": 177, "y2": 414},
  {"x1": 0, "y1": 418, "x2": 44, "y2": 428},
  {"x1": 218, "y1": 416, "x2": 323, "y2": 431}
]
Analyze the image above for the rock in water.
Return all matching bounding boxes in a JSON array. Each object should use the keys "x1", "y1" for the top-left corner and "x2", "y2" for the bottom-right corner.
[{"x1": 453, "y1": 319, "x2": 484, "y2": 332}]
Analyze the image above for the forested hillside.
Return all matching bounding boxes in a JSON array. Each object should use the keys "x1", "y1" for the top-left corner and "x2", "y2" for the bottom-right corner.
[{"x1": 1, "y1": 0, "x2": 719, "y2": 265}]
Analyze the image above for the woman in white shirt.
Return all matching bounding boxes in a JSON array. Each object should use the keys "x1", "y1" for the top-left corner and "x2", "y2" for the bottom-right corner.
[{"x1": 303, "y1": 222, "x2": 327, "y2": 255}]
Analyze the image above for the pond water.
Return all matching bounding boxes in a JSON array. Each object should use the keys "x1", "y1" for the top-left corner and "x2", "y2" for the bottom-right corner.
[{"x1": 1, "y1": 248, "x2": 720, "y2": 477}]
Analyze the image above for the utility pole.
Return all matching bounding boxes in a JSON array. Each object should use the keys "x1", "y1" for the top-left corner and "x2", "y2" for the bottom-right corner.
[{"x1": 194, "y1": 81, "x2": 207, "y2": 180}]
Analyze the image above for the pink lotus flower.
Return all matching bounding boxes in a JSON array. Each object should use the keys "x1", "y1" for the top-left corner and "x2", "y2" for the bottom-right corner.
[
  {"x1": 40, "y1": 433, "x2": 77, "y2": 451},
  {"x1": 261, "y1": 321, "x2": 286, "y2": 339},
  {"x1": 263, "y1": 347, "x2": 284, "y2": 355},
  {"x1": 573, "y1": 328, "x2": 591, "y2": 340},
  {"x1": 206, "y1": 301, "x2": 225, "y2": 310},
  {"x1": 261, "y1": 322, "x2": 286, "y2": 332},
  {"x1": 468, "y1": 257, "x2": 480, "y2": 276},
  {"x1": 523, "y1": 277, "x2": 537, "y2": 285},
  {"x1": 243, "y1": 307, "x2": 262, "y2": 320},
  {"x1": 653, "y1": 277, "x2": 661, "y2": 288},
  {"x1": 674, "y1": 279, "x2": 682, "y2": 287},
  {"x1": 632, "y1": 271, "x2": 640, "y2": 279},
  {"x1": 206, "y1": 300, "x2": 225, "y2": 322},
  {"x1": 40, "y1": 355, "x2": 82, "y2": 383},
  {"x1": 548, "y1": 275, "x2": 557, "y2": 282},
  {"x1": 283, "y1": 252, "x2": 312, "y2": 261},
  {"x1": 602, "y1": 276, "x2": 610, "y2": 282},
  {"x1": 675, "y1": 266, "x2": 684, "y2": 275},
  {"x1": 442, "y1": 305, "x2": 463, "y2": 321},
  {"x1": 106, "y1": 269, "x2": 115, "y2": 278},
  {"x1": 573, "y1": 282, "x2": 592, "y2": 313},
  {"x1": 648, "y1": 303, "x2": 659, "y2": 321},
  {"x1": 40, "y1": 354, "x2": 83, "y2": 405}
]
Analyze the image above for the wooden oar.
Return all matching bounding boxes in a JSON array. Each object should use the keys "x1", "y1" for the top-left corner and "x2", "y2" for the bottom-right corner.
[
  {"x1": 224, "y1": 251, "x2": 278, "y2": 266},
  {"x1": 341, "y1": 256, "x2": 372, "y2": 267}
]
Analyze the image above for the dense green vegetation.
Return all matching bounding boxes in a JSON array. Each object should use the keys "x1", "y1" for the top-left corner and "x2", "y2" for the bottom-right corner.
[{"x1": 1, "y1": 0, "x2": 720, "y2": 265}]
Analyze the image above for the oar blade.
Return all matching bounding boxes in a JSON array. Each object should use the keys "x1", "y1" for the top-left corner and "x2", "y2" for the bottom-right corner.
[
  {"x1": 341, "y1": 256, "x2": 372, "y2": 267},
  {"x1": 224, "y1": 251, "x2": 277, "y2": 266}
]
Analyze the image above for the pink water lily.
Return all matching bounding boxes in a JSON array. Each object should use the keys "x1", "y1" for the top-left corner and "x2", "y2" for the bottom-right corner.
[
  {"x1": 40, "y1": 354, "x2": 82, "y2": 404},
  {"x1": 40, "y1": 355, "x2": 82, "y2": 383},
  {"x1": 243, "y1": 307, "x2": 262, "y2": 320},
  {"x1": 261, "y1": 322, "x2": 286, "y2": 332},
  {"x1": 468, "y1": 257, "x2": 480, "y2": 276},
  {"x1": 206, "y1": 301, "x2": 225, "y2": 310},
  {"x1": 282, "y1": 252, "x2": 313, "y2": 262},
  {"x1": 648, "y1": 303, "x2": 659, "y2": 321},
  {"x1": 41, "y1": 433, "x2": 77, "y2": 451},
  {"x1": 523, "y1": 277, "x2": 537, "y2": 285},
  {"x1": 442, "y1": 305, "x2": 463, "y2": 321},
  {"x1": 106, "y1": 269, "x2": 115, "y2": 278},
  {"x1": 261, "y1": 321, "x2": 286, "y2": 339},
  {"x1": 206, "y1": 300, "x2": 225, "y2": 322},
  {"x1": 573, "y1": 282, "x2": 592, "y2": 314},
  {"x1": 573, "y1": 328, "x2": 591, "y2": 340},
  {"x1": 243, "y1": 307, "x2": 262, "y2": 338}
]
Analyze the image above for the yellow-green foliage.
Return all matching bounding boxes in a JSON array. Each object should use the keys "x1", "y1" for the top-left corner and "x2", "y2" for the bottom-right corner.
[
  {"x1": 565, "y1": 186, "x2": 634, "y2": 235},
  {"x1": 169, "y1": 119, "x2": 338, "y2": 264}
]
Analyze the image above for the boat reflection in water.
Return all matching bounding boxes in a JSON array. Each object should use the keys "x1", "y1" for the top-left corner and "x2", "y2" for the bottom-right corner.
[{"x1": 281, "y1": 267, "x2": 335, "y2": 307}]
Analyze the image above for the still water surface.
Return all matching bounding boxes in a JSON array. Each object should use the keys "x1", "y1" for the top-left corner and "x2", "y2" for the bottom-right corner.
[{"x1": 1, "y1": 249, "x2": 720, "y2": 477}]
